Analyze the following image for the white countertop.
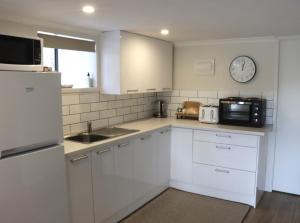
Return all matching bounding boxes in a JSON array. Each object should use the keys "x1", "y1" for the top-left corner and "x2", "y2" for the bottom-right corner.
[{"x1": 64, "y1": 117, "x2": 271, "y2": 156}]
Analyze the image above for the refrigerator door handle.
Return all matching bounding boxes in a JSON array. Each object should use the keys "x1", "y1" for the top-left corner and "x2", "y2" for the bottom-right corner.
[{"x1": 0, "y1": 142, "x2": 58, "y2": 159}]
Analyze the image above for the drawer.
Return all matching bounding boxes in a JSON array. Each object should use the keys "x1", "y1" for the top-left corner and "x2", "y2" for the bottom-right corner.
[
  {"x1": 193, "y1": 141, "x2": 257, "y2": 172},
  {"x1": 193, "y1": 130, "x2": 258, "y2": 148},
  {"x1": 193, "y1": 163, "x2": 256, "y2": 195}
]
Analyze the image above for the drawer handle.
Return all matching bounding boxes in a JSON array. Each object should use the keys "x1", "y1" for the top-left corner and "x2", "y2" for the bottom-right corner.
[
  {"x1": 118, "y1": 142, "x2": 130, "y2": 148},
  {"x1": 160, "y1": 129, "x2": 169, "y2": 134},
  {"x1": 216, "y1": 145, "x2": 231, "y2": 150},
  {"x1": 96, "y1": 148, "x2": 111, "y2": 155},
  {"x1": 127, "y1": 89, "x2": 139, "y2": 93},
  {"x1": 216, "y1": 134, "x2": 231, "y2": 138},
  {"x1": 215, "y1": 168, "x2": 230, "y2": 174},
  {"x1": 147, "y1": 88, "x2": 156, "y2": 91},
  {"x1": 70, "y1": 155, "x2": 88, "y2": 163},
  {"x1": 141, "y1": 135, "x2": 152, "y2": 140}
]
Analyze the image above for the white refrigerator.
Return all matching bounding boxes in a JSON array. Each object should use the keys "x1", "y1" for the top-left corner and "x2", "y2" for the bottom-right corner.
[{"x1": 0, "y1": 71, "x2": 69, "y2": 223}]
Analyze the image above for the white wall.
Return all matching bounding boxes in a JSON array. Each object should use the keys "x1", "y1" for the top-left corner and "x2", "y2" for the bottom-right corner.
[{"x1": 174, "y1": 38, "x2": 277, "y2": 93}]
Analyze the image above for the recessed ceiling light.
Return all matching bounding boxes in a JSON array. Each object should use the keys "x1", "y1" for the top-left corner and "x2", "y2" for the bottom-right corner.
[
  {"x1": 82, "y1": 5, "x2": 95, "y2": 14},
  {"x1": 160, "y1": 29, "x2": 169, "y2": 35}
]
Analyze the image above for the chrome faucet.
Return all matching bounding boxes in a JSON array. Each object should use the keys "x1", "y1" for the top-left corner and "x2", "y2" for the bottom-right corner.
[{"x1": 87, "y1": 121, "x2": 92, "y2": 134}]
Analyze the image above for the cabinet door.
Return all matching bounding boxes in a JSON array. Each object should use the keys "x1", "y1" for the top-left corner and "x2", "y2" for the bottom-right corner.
[
  {"x1": 120, "y1": 31, "x2": 173, "y2": 93},
  {"x1": 171, "y1": 128, "x2": 193, "y2": 183},
  {"x1": 92, "y1": 146, "x2": 116, "y2": 223},
  {"x1": 155, "y1": 128, "x2": 171, "y2": 186},
  {"x1": 114, "y1": 141, "x2": 134, "y2": 211},
  {"x1": 67, "y1": 152, "x2": 94, "y2": 223},
  {"x1": 133, "y1": 133, "x2": 156, "y2": 200}
]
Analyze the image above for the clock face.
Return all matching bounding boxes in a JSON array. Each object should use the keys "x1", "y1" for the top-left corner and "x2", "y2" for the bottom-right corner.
[{"x1": 229, "y1": 56, "x2": 256, "y2": 83}]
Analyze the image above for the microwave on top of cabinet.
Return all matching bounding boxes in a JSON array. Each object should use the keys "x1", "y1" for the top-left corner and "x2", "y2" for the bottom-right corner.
[
  {"x1": 219, "y1": 97, "x2": 266, "y2": 127},
  {"x1": 0, "y1": 34, "x2": 43, "y2": 72}
]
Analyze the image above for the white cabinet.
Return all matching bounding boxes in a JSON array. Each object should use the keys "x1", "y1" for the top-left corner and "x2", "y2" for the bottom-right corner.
[
  {"x1": 67, "y1": 152, "x2": 94, "y2": 223},
  {"x1": 114, "y1": 140, "x2": 134, "y2": 212},
  {"x1": 91, "y1": 146, "x2": 116, "y2": 223},
  {"x1": 155, "y1": 128, "x2": 171, "y2": 187},
  {"x1": 170, "y1": 128, "x2": 266, "y2": 207},
  {"x1": 100, "y1": 30, "x2": 173, "y2": 94},
  {"x1": 170, "y1": 127, "x2": 193, "y2": 183},
  {"x1": 133, "y1": 133, "x2": 156, "y2": 200}
]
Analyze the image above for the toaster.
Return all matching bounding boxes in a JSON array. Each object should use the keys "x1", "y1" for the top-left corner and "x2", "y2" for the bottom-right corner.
[{"x1": 199, "y1": 105, "x2": 219, "y2": 123}]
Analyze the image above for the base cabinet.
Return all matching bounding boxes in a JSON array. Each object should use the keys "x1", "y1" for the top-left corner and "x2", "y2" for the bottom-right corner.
[
  {"x1": 92, "y1": 146, "x2": 116, "y2": 223},
  {"x1": 170, "y1": 128, "x2": 193, "y2": 183},
  {"x1": 67, "y1": 152, "x2": 94, "y2": 223}
]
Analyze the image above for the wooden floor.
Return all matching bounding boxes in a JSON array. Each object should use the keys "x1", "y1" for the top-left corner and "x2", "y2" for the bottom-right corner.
[{"x1": 243, "y1": 192, "x2": 300, "y2": 223}]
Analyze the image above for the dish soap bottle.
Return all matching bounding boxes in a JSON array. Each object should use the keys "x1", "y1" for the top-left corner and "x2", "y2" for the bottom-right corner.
[{"x1": 86, "y1": 72, "x2": 93, "y2": 88}]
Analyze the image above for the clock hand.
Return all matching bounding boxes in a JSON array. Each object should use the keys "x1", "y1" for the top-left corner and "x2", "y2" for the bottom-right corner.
[{"x1": 242, "y1": 62, "x2": 245, "y2": 71}]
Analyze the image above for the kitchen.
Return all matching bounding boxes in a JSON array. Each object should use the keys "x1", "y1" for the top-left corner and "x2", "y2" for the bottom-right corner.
[{"x1": 0, "y1": 1, "x2": 299, "y2": 223}]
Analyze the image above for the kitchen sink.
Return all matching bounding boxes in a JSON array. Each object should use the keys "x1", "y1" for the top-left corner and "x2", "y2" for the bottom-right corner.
[
  {"x1": 65, "y1": 127, "x2": 140, "y2": 144},
  {"x1": 93, "y1": 127, "x2": 140, "y2": 138},
  {"x1": 65, "y1": 133, "x2": 110, "y2": 144}
]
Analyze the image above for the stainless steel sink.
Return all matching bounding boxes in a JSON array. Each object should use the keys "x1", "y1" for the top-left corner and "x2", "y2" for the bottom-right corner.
[
  {"x1": 65, "y1": 127, "x2": 139, "y2": 144},
  {"x1": 93, "y1": 127, "x2": 140, "y2": 138},
  {"x1": 65, "y1": 133, "x2": 109, "y2": 144}
]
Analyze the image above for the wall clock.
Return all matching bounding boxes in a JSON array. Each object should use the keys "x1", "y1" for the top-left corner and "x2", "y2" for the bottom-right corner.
[{"x1": 229, "y1": 56, "x2": 256, "y2": 83}]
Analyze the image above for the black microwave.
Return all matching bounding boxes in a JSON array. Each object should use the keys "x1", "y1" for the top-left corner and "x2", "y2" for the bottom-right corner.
[
  {"x1": 219, "y1": 97, "x2": 266, "y2": 127},
  {"x1": 0, "y1": 34, "x2": 43, "y2": 71}
]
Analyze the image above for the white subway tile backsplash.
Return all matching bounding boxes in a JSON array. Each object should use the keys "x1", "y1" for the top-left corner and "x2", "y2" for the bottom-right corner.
[
  {"x1": 266, "y1": 108, "x2": 273, "y2": 117},
  {"x1": 138, "y1": 111, "x2": 153, "y2": 119},
  {"x1": 239, "y1": 90, "x2": 262, "y2": 98},
  {"x1": 63, "y1": 114, "x2": 80, "y2": 125},
  {"x1": 80, "y1": 93, "x2": 100, "y2": 103},
  {"x1": 171, "y1": 90, "x2": 180, "y2": 97},
  {"x1": 92, "y1": 119, "x2": 109, "y2": 129},
  {"x1": 197, "y1": 90, "x2": 218, "y2": 98},
  {"x1": 91, "y1": 102, "x2": 108, "y2": 111},
  {"x1": 124, "y1": 113, "x2": 138, "y2": 122},
  {"x1": 108, "y1": 100, "x2": 123, "y2": 109},
  {"x1": 171, "y1": 97, "x2": 188, "y2": 104},
  {"x1": 63, "y1": 125, "x2": 70, "y2": 135},
  {"x1": 188, "y1": 97, "x2": 208, "y2": 104},
  {"x1": 207, "y1": 98, "x2": 219, "y2": 106},
  {"x1": 81, "y1": 111, "x2": 100, "y2": 122},
  {"x1": 62, "y1": 106, "x2": 69, "y2": 115},
  {"x1": 131, "y1": 105, "x2": 143, "y2": 113},
  {"x1": 130, "y1": 93, "x2": 144, "y2": 98},
  {"x1": 180, "y1": 90, "x2": 198, "y2": 97},
  {"x1": 70, "y1": 104, "x2": 90, "y2": 114},
  {"x1": 266, "y1": 100, "x2": 274, "y2": 109},
  {"x1": 70, "y1": 122, "x2": 88, "y2": 134},
  {"x1": 62, "y1": 94, "x2": 79, "y2": 105},
  {"x1": 218, "y1": 90, "x2": 239, "y2": 98},
  {"x1": 100, "y1": 94, "x2": 116, "y2": 102},
  {"x1": 100, "y1": 109, "x2": 117, "y2": 118},
  {"x1": 109, "y1": 116, "x2": 124, "y2": 126},
  {"x1": 116, "y1": 107, "x2": 131, "y2": 115},
  {"x1": 168, "y1": 103, "x2": 180, "y2": 110}
]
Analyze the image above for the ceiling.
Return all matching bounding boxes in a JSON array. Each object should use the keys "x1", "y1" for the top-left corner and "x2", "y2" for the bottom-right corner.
[{"x1": 1, "y1": 0, "x2": 300, "y2": 41}]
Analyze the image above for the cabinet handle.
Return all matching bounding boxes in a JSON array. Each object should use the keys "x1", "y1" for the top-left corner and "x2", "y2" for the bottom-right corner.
[
  {"x1": 140, "y1": 135, "x2": 152, "y2": 140},
  {"x1": 96, "y1": 148, "x2": 111, "y2": 155},
  {"x1": 127, "y1": 89, "x2": 139, "y2": 93},
  {"x1": 118, "y1": 142, "x2": 130, "y2": 148},
  {"x1": 160, "y1": 129, "x2": 169, "y2": 134},
  {"x1": 147, "y1": 88, "x2": 156, "y2": 91},
  {"x1": 70, "y1": 155, "x2": 88, "y2": 163},
  {"x1": 216, "y1": 145, "x2": 231, "y2": 150},
  {"x1": 216, "y1": 134, "x2": 231, "y2": 138},
  {"x1": 215, "y1": 168, "x2": 230, "y2": 174}
]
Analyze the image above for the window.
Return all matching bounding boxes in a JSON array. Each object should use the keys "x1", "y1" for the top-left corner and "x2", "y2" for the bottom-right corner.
[{"x1": 39, "y1": 32, "x2": 96, "y2": 89}]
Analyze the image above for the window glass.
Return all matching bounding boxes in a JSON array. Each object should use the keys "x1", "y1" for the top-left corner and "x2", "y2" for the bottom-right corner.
[
  {"x1": 58, "y1": 49, "x2": 96, "y2": 88},
  {"x1": 42, "y1": 48, "x2": 96, "y2": 88},
  {"x1": 43, "y1": 47, "x2": 55, "y2": 70}
]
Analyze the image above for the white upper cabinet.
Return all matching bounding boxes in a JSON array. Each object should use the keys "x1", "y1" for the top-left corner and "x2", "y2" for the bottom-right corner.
[{"x1": 100, "y1": 31, "x2": 173, "y2": 94}]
